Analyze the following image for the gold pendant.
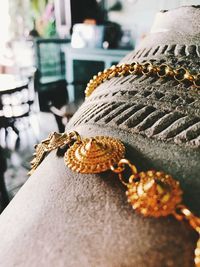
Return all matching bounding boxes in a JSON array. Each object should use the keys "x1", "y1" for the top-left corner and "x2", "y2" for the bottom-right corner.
[
  {"x1": 126, "y1": 170, "x2": 183, "y2": 217},
  {"x1": 64, "y1": 136, "x2": 125, "y2": 173}
]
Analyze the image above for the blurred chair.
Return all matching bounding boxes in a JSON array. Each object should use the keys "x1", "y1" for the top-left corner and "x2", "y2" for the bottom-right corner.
[
  {"x1": 0, "y1": 74, "x2": 39, "y2": 211},
  {"x1": 0, "y1": 74, "x2": 37, "y2": 149},
  {"x1": 34, "y1": 38, "x2": 69, "y2": 132},
  {"x1": 0, "y1": 146, "x2": 9, "y2": 213}
]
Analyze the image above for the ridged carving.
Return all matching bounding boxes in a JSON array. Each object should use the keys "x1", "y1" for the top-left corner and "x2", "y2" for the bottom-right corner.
[
  {"x1": 131, "y1": 44, "x2": 200, "y2": 60},
  {"x1": 68, "y1": 46, "x2": 200, "y2": 148}
]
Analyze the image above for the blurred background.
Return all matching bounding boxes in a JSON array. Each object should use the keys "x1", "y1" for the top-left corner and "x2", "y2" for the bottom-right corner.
[{"x1": 0, "y1": 0, "x2": 200, "y2": 212}]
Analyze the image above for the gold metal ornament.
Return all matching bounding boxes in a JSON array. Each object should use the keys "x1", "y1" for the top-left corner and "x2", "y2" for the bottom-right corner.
[
  {"x1": 29, "y1": 130, "x2": 200, "y2": 267},
  {"x1": 29, "y1": 132, "x2": 56, "y2": 176},
  {"x1": 29, "y1": 131, "x2": 80, "y2": 175},
  {"x1": 195, "y1": 238, "x2": 200, "y2": 267},
  {"x1": 126, "y1": 170, "x2": 183, "y2": 217},
  {"x1": 85, "y1": 62, "x2": 200, "y2": 98},
  {"x1": 64, "y1": 136, "x2": 125, "y2": 173}
]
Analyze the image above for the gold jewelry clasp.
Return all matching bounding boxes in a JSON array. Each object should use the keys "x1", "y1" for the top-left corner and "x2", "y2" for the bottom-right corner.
[{"x1": 111, "y1": 159, "x2": 138, "y2": 186}]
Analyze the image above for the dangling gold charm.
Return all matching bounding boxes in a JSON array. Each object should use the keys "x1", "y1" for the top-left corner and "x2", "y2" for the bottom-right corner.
[
  {"x1": 126, "y1": 170, "x2": 183, "y2": 217},
  {"x1": 29, "y1": 132, "x2": 56, "y2": 176},
  {"x1": 64, "y1": 136, "x2": 125, "y2": 173},
  {"x1": 29, "y1": 131, "x2": 80, "y2": 175}
]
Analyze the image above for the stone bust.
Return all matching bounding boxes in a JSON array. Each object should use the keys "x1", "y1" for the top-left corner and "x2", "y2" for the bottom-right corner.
[{"x1": 0, "y1": 6, "x2": 199, "y2": 267}]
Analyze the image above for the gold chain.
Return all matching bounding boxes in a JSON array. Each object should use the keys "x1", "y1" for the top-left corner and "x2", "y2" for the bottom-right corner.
[
  {"x1": 111, "y1": 159, "x2": 200, "y2": 267},
  {"x1": 85, "y1": 62, "x2": 200, "y2": 97},
  {"x1": 30, "y1": 131, "x2": 200, "y2": 266}
]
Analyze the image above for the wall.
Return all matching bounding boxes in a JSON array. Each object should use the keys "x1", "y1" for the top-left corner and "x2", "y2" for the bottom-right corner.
[{"x1": 108, "y1": 0, "x2": 200, "y2": 46}]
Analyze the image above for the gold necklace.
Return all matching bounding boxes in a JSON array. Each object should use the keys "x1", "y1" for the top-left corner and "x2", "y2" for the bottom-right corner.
[
  {"x1": 29, "y1": 131, "x2": 200, "y2": 267},
  {"x1": 85, "y1": 62, "x2": 200, "y2": 97}
]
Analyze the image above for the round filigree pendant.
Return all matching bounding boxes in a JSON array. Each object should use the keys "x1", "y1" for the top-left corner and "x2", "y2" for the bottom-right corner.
[
  {"x1": 64, "y1": 136, "x2": 125, "y2": 174},
  {"x1": 126, "y1": 170, "x2": 183, "y2": 217}
]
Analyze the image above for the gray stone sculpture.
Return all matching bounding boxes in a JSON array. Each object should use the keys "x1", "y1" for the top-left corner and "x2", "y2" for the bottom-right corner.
[
  {"x1": 0, "y1": 6, "x2": 199, "y2": 267},
  {"x1": 68, "y1": 5, "x2": 200, "y2": 213}
]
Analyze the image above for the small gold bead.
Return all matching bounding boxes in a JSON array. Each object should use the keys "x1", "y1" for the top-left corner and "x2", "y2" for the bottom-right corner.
[{"x1": 184, "y1": 72, "x2": 194, "y2": 82}]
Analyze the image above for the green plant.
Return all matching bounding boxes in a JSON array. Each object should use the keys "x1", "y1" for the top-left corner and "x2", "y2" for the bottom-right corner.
[{"x1": 31, "y1": 0, "x2": 48, "y2": 18}]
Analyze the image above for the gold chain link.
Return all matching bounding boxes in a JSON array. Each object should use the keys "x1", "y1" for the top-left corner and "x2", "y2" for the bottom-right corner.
[
  {"x1": 110, "y1": 159, "x2": 200, "y2": 267},
  {"x1": 110, "y1": 158, "x2": 138, "y2": 186},
  {"x1": 85, "y1": 62, "x2": 200, "y2": 97},
  {"x1": 173, "y1": 204, "x2": 200, "y2": 267}
]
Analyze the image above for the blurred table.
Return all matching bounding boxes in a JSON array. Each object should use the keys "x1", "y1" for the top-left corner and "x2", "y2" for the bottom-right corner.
[
  {"x1": 64, "y1": 47, "x2": 131, "y2": 102},
  {"x1": 0, "y1": 74, "x2": 28, "y2": 91},
  {"x1": 0, "y1": 74, "x2": 35, "y2": 149}
]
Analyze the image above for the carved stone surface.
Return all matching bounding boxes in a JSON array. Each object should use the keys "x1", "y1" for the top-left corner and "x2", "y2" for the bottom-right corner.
[
  {"x1": 67, "y1": 6, "x2": 200, "y2": 212},
  {"x1": 0, "y1": 6, "x2": 199, "y2": 267}
]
